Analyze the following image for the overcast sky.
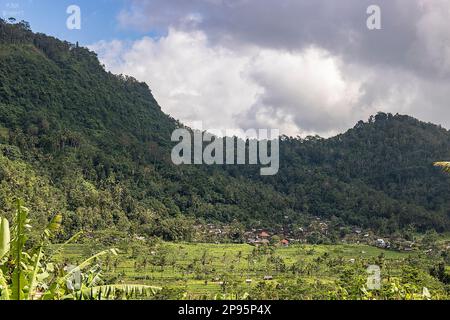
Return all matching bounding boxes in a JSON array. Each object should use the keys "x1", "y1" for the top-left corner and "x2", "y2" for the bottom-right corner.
[{"x1": 6, "y1": 0, "x2": 450, "y2": 137}]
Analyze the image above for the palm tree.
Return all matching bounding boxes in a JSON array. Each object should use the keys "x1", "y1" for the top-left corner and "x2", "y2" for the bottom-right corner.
[
  {"x1": 434, "y1": 162, "x2": 450, "y2": 173},
  {"x1": 0, "y1": 200, "x2": 161, "y2": 300}
]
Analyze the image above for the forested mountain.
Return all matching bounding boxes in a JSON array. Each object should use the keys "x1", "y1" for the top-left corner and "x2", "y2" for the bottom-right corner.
[{"x1": 1, "y1": 20, "x2": 449, "y2": 239}]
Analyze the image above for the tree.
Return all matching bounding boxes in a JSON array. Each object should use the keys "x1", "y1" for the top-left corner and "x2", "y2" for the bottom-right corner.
[
  {"x1": 229, "y1": 221, "x2": 245, "y2": 242},
  {"x1": 434, "y1": 162, "x2": 450, "y2": 173},
  {"x1": 270, "y1": 235, "x2": 281, "y2": 246}
]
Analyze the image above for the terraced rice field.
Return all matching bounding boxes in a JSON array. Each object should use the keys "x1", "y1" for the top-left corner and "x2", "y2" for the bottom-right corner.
[{"x1": 56, "y1": 242, "x2": 418, "y2": 298}]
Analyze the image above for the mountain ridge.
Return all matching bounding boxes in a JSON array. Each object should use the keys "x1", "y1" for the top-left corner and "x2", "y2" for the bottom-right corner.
[{"x1": 1, "y1": 19, "x2": 449, "y2": 240}]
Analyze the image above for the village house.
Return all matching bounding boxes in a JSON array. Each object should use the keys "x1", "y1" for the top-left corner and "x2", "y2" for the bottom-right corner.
[
  {"x1": 376, "y1": 239, "x2": 386, "y2": 248},
  {"x1": 259, "y1": 231, "x2": 270, "y2": 238}
]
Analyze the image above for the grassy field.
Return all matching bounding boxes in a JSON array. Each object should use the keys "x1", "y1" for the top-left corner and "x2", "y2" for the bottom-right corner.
[{"x1": 56, "y1": 241, "x2": 433, "y2": 299}]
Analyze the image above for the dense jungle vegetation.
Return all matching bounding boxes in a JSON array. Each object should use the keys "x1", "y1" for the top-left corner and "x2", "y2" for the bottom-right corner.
[{"x1": 1, "y1": 19, "x2": 450, "y2": 243}]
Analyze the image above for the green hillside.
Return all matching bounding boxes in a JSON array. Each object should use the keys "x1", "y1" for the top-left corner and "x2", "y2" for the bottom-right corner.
[{"x1": 1, "y1": 19, "x2": 450, "y2": 240}]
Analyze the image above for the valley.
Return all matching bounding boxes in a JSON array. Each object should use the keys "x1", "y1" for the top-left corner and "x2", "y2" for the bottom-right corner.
[{"x1": 55, "y1": 240, "x2": 450, "y2": 300}]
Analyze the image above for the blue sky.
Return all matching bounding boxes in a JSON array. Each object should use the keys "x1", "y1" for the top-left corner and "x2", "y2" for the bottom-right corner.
[{"x1": 0, "y1": 0, "x2": 156, "y2": 45}]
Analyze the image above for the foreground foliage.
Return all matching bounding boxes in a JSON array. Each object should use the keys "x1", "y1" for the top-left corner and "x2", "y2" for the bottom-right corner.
[{"x1": 0, "y1": 201, "x2": 160, "y2": 300}]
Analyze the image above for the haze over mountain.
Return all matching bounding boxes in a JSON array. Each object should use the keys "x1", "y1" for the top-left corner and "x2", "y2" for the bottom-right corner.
[{"x1": 1, "y1": 20, "x2": 450, "y2": 240}]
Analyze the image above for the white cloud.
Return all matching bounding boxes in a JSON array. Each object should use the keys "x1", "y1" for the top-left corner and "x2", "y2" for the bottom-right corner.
[
  {"x1": 92, "y1": 28, "x2": 259, "y2": 133},
  {"x1": 91, "y1": 29, "x2": 375, "y2": 137},
  {"x1": 239, "y1": 48, "x2": 366, "y2": 136},
  {"x1": 412, "y1": 0, "x2": 450, "y2": 76},
  {"x1": 99, "y1": 0, "x2": 450, "y2": 137}
]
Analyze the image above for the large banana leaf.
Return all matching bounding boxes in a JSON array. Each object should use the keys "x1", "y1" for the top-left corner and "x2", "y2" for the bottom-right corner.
[
  {"x1": 60, "y1": 248, "x2": 119, "y2": 284},
  {"x1": 28, "y1": 214, "x2": 63, "y2": 300},
  {"x1": 0, "y1": 269, "x2": 10, "y2": 300},
  {"x1": 44, "y1": 214, "x2": 62, "y2": 239},
  {"x1": 1, "y1": 202, "x2": 162, "y2": 301},
  {"x1": 11, "y1": 201, "x2": 29, "y2": 300},
  {"x1": 40, "y1": 248, "x2": 121, "y2": 300},
  {"x1": 27, "y1": 246, "x2": 43, "y2": 300},
  {"x1": 74, "y1": 284, "x2": 162, "y2": 300},
  {"x1": 0, "y1": 217, "x2": 10, "y2": 260}
]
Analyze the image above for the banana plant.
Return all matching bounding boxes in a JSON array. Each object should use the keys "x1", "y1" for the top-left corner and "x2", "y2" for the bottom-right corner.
[
  {"x1": 0, "y1": 200, "x2": 161, "y2": 300},
  {"x1": 73, "y1": 284, "x2": 161, "y2": 300},
  {"x1": 0, "y1": 215, "x2": 10, "y2": 300}
]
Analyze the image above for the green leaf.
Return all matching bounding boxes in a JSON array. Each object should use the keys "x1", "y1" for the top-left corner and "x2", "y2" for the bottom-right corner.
[
  {"x1": 11, "y1": 268, "x2": 27, "y2": 300},
  {"x1": 0, "y1": 217, "x2": 10, "y2": 260},
  {"x1": 10, "y1": 200, "x2": 30, "y2": 300},
  {"x1": 27, "y1": 246, "x2": 43, "y2": 300},
  {"x1": 0, "y1": 269, "x2": 10, "y2": 300},
  {"x1": 75, "y1": 284, "x2": 161, "y2": 300},
  {"x1": 45, "y1": 214, "x2": 62, "y2": 239},
  {"x1": 434, "y1": 162, "x2": 450, "y2": 173},
  {"x1": 59, "y1": 248, "x2": 119, "y2": 286}
]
